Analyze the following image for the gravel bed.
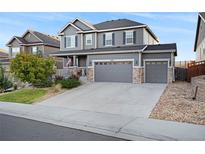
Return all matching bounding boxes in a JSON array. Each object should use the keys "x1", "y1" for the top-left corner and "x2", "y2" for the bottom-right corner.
[{"x1": 150, "y1": 81, "x2": 205, "y2": 125}]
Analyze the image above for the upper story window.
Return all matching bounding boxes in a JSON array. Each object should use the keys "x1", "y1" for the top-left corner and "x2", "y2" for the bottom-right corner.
[
  {"x1": 85, "y1": 34, "x2": 92, "y2": 46},
  {"x1": 104, "y1": 33, "x2": 113, "y2": 46},
  {"x1": 65, "y1": 35, "x2": 76, "y2": 48},
  {"x1": 32, "y1": 46, "x2": 38, "y2": 54},
  {"x1": 11, "y1": 47, "x2": 20, "y2": 58},
  {"x1": 125, "y1": 31, "x2": 134, "y2": 44}
]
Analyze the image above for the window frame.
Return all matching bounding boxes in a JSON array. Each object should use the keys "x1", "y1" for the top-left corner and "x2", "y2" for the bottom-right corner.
[
  {"x1": 32, "y1": 46, "x2": 38, "y2": 54},
  {"x1": 11, "y1": 47, "x2": 20, "y2": 58},
  {"x1": 85, "y1": 34, "x2": 93, "y2": 46},
  {"x1": 125, "y1": 30, "x2": 134, "y2": 45},
  {"x1": 65, "y1": 35, "x2": 76, "y2": 48},
  {"x1": 105, "y1": 32, "x2": 113, "y2": 46}
]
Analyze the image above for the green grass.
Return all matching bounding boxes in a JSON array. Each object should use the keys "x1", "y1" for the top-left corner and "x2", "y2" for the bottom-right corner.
[{"x1": 0, "y1": 88, "x2": 48, "y2": 104}]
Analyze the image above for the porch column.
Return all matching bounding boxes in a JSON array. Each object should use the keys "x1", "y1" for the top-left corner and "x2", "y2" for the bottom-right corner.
[
  {"x1": 76, "y1": 56, "x2": 79, "y2": 67},
  {"x1": 73, "y1": 55, "x2": 76, "y2": 66},
  {"x1": 139, "y1": 52, "x2": 142, "y2": 67}
]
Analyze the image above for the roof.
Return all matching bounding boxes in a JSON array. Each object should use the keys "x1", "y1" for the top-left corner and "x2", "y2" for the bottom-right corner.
[
  {"x1": 50, "y1": 45, "x2": 146, "y2": 56},
  {"x1": 194, "y1": 12, "x2": 205, "y2": 51},
  {"x1": 7, "y1": 30, "x2": 60, "y2": 48},
  {"x1": 32, "y1": 31, "x2": 60, "y2": 47},
  {"x1": 93, "y1": 19, "x2": 145, "y2": 30},
  {"x1": 0, "y1": 51, "x2": 9, "y2": 58},
  {"x1": 50, "y1": 43, "x2": 177, "y2": 56}
]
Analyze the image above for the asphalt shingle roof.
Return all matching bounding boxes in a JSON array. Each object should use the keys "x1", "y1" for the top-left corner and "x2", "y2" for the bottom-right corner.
[
  {"x1": 93, "y1": 19, "x2": 145, "y2": 30},
  {"x1": 50, "y1": 43, "x2": 177, "y2": 56},
  {"x1": 32, "y1": 31, "x2": 60, "y2": 47}
]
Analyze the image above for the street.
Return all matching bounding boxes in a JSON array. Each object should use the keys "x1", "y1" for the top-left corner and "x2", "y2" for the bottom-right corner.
[{"x1": 0, "y1": 114, "x2": 124, "y2": 141}]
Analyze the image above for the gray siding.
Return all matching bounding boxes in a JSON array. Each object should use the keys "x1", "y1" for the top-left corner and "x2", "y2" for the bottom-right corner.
[
  {"x1": 197, "y1": 19, "x2": 205, "y2": 48},
  {"x1": 97, "y1": 28, "x2": 144, "y2": 48},
  {"x1": 87, "y1": 53, "x2": 139, "y2": 66},
  {"x1": 60, "y1": 26, "x2": 81, "y2": 51},
  {"x1": 83, "y1": 33, "x2": 96, "y2": 49},
  {"x1": 24, "y1": 32, "x2": 40, "y2": 42},
  {"x1": 142, "y1": 53, "x2": 172, "y2": 66},
  {"x1": 73, "y1": 20, "x2": 92, "y2": 31}
]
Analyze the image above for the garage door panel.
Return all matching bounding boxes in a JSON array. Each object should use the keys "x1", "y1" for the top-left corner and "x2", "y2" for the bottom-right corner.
[
  {"x1": 94, "y1": 62, "x2": 132, "y2": 83},
  {"x1": 145, "y1": 61, "x2": 168, "y2": 83}
]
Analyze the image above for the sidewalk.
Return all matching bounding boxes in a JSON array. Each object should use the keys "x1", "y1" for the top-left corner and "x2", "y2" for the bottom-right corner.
[{"x1": 0, "y1": 102, "x2": 205, "y2": 141}]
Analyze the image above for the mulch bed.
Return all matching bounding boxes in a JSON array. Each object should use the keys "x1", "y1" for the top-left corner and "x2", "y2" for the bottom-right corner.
[{"x1": 150, "y1": 81, "x2": 205, "y2": 125}]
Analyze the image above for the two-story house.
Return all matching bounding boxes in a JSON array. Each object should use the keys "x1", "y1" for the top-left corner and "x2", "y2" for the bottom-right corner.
[
  {"x1": 6, "y1": 30, "x2": 60, "y2": 58},
  {"x1": 194, "y1": 12, "x2": 205, "y2": 62},
  {"x1": 51, "y1": 18, "x2": 177, "y2": 83}
]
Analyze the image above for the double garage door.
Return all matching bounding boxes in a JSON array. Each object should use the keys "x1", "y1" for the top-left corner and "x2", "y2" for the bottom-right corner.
[
  {"x1": 94, "y1": 61, "x2": 132, "y2": 83},
  {"x1": 94, "y1": 60, "x2": 168, "y2": 83}
]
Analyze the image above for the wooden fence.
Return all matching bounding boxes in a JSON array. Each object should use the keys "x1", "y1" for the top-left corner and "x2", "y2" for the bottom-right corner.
[{"x1": 187, "y1": 61, "x2": 205, "y2": 82}]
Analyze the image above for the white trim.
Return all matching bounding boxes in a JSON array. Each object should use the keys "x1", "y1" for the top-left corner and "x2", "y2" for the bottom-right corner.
[
  {"x1": 81, "y1": 33, "x2": 83, "y2": 49},
  {"x1": 199, "y1": 13, "x2": 205, "y2": 24},
  {"x1": 94, "y1": 32, "x2": 97, "y2": 48},
  {"x1": 143, "y1": 58, "x2": 170, "y2": 83},
  {"x1": 92, "y1": 58, "x2": 135, "y2": 82},
  {"x1": 71, "y1": 18, "x2": 96, "y2": 30},
  {"x1": 125, "y1": 30, "x2": 134, "y2": 45},
  {"x1": 50, "y1": 49, "x2": 142, "y2": 56},
  {"x1": 59, "y1": 22, "x2": 82, "y2": 34},
  {"x1": 77, "y1": 25, "x2": 147, "y2": 33},
  {"x1": 143, "y1": 49, "x2": 176, "y2": 54}
]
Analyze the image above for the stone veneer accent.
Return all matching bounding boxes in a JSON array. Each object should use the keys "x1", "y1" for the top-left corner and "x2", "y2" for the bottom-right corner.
[
  {"x1": 133, "y1": 67, "x2": 144, "y2": 84},
  {"x1": 168, "y1": 67, "x2": 174, "y2": 83},
  {"x1": 191, "y1": 75, "x2": 205, "y2": 102},
  {"x1": 87, "y1": 67, "x2": 94, "y2": 81}
]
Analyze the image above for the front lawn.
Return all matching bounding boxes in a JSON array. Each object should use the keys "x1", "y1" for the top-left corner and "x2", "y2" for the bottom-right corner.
[{"x1": 0, "y1": 88, "x2": 48, "y2": 104}]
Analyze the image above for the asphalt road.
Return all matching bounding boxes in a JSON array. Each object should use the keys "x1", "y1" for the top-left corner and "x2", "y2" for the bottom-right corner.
[{"x1": 0, "y1": 114, "x2": 125, "y2": 141}]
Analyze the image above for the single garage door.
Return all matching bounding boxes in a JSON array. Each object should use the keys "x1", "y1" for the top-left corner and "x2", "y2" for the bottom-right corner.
[
  {"x1": 145, "y1": 61, "x2": 168, "y2": 83},
  {"x1": 94, "y1": 61, "x2": 132, "y2": 83}
]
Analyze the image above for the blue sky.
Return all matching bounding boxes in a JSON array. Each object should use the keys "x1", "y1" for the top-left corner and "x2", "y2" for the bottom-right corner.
[{"x1": 0, "y1": 12, "x2": 198, "y2": 60}]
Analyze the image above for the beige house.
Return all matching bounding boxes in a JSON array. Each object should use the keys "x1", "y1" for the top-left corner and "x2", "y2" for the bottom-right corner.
[
  {"x1": 194, "y1": 12, "x2": 205, "y2": 62},
  {"x1": 6, "y1": 30, "x2": 60, "y2": 58}
]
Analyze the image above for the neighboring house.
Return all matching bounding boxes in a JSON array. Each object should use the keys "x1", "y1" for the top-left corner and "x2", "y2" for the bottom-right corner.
[
  {"x1": 51, "y1": 18, "x2": 177, "y2": 83},
  {"x1": 6, "y1": 30, "x2": 60, "y2": 58},
  {"x1": 0, "y1": 49, "x2": 10, "y2": 72},
  {"x1": 194, "y1": 12, "x2": 205, "y2": 62}
]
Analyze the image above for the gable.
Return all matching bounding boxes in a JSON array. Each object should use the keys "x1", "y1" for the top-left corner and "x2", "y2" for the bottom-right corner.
[
  {"x1": 23, "y1": 32, "x2": 41, "y2": 43},
  {"x1": 63, "y1": 25, "x2": 78, "y2": 35},
  {"x1": 10, "y1": 39, "x2": 20, "y2": 47},
  {"x1": 73, "y1": 20, "x2": 92, "y2": 31},
  {"x1": 196, "y1": 18, "x2": 205, "y2": 48}
]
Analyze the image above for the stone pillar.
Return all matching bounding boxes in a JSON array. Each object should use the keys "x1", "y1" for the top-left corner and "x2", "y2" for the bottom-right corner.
[
  {"x1": 168, "y1": 67, "x2": 173, "y2": 83},
  {"x1": 133, "y1": 67, "x2": 144, "y2": 84},
  {"x1": 87, "y1": 67, "x2": 94, "y2": 81}
]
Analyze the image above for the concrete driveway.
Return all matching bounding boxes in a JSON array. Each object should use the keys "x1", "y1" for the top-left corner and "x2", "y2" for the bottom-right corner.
[{"x1": 39, "y1": 83, "x2": 166, "y2": 118}]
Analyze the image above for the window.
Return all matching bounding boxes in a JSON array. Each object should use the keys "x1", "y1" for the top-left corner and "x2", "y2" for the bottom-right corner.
[
  {"x1": 105, "y1": 33, "x2": 113, "y2": 46},
  {"x1": 65, "y1": 35, "x2": 75, "y2": 48},
  {"x1": 32, "y1": 46, "x2": 38, "y2": 54},
  {"x1": 125, "y1": 31, "x2": 134, "y2": 44},
  {"x1": 11, "y1": 47, "x2": 20, "y2": 58},
  {"x1": 85, "y1": 34, "x2": 92, "y2": 45}
]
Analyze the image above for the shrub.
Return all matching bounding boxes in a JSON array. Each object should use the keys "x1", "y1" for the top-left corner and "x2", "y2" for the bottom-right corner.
[
  {"x1": 0, "y1": 63, "x2": 13, "y2": 92},
  {"x1": 51, "y1": 83, "x2": 62, "y2": 93},
  {"x1": 54, "y1": 75, "x2": 64, "y2": 83},
  {"x1": 14, "y1": 84, "x2": 18, "y2": 90},
  {"x1": 58, "y1": 79, "x2": 81, "y2": 89},
  {"x1": 10, "y1": 53, "x2": 56, "y2": 88}
]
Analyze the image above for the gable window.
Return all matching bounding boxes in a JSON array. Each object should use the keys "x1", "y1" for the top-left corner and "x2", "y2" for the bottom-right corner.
[
  {"x1": 85, "y1": 34, "x2": 92, "y2": 45},
  {"x1": 125, "y1": 31, "x2": 134, "y2": 44},
  {"x1": 11, "y1": 47, "x2": 20, "y2": 58},
  {"x1": 65, "y1": 35, "x2": 76, "y2": 48},
  {"x1": 105, "y1": 33, "x2": 113, "y2": 46},
  {"x1": 32, "y1": 46, "x2": 38, "y2": 54}
]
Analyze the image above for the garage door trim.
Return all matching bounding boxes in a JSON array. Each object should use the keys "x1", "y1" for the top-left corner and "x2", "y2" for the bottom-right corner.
[
  {"x1": 92, "y1": 59, "x2": 135, "y2": 82},
  {"x1": 143, "y1": 58, "x2": 170, "y2": 83}
]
